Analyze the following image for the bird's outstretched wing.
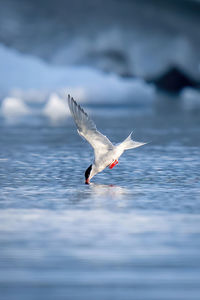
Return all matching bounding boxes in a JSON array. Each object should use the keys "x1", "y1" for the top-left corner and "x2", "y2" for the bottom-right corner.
[{"x1": 68, "y1": 95, "x2": 113, "y2": 158}]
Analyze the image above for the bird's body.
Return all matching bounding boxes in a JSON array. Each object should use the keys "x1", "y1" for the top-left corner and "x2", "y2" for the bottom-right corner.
[{"x1": 68, "y1": 95, "x2": 146, "y2": 184}]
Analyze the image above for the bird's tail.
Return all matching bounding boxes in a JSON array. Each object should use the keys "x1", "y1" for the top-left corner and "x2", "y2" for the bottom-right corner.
[{"x1": 121, "y1": 132, "x2": 147, "y2": 150}]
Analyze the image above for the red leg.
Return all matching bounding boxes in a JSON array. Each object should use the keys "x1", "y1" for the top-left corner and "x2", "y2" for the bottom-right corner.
[{"x1": 109, "y1": 159, "x2": 118, "y2": 169}]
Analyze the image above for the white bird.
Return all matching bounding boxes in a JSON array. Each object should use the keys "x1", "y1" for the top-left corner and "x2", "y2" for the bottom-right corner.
[{"x1": 68, "y1": 95, "x2": 147, "y2": 184}]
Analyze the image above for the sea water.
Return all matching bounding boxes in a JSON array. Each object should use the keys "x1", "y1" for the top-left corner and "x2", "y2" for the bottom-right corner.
[{"x1": 0, "y1": 103, "x2": 200, "y2": 300}]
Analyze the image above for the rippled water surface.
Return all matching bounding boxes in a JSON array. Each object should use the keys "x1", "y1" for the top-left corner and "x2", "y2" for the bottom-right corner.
[{"x1": 0, "y1": 105, "x2": 200, "y2": 300}]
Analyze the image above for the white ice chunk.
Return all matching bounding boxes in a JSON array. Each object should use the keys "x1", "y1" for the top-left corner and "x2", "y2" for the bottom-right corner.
[
  {"x1": 1, "y1": 97, "x2": 30, "y2": 118},
  {"x1": 43, "y1": 93, "x2": 69, "y2": 122}
]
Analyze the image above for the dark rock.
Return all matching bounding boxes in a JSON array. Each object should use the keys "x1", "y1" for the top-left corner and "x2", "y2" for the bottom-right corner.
[{"x1": 147, "y1": 66, "x2": 200, "y2": 93}]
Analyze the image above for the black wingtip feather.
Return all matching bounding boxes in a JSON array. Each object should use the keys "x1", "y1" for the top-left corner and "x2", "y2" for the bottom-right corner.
[{"x1": 67, "y1": 95, "x2": 90, "y2": 120}]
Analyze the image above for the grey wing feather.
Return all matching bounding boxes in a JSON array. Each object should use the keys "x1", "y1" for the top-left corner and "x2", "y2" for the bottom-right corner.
[{"x1": 68, "y1": 95, "x2": 113, "y2": 157}]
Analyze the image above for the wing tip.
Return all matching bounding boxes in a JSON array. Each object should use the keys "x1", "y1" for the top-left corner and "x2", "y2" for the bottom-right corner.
[
  {"x1": 67, "y1": 94, "x2": 71, "y2": 106},
  {"x1": 67, "y1": 94, "x2": 77, "y2": 111},
  {"x1": 68, "y1": 94, "x2": 77, "y2": 106},
  {"x1": 67, "y1": 94, "x2": 90, "y2": 124}
]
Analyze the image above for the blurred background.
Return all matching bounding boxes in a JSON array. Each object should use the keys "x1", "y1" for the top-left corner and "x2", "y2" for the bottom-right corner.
[
  {"x1": 0, "y1": 1, "x2": 200, "y2": 300},
  {"x1": 0, "y1": 0, "x2": 200, "y2": 115}
]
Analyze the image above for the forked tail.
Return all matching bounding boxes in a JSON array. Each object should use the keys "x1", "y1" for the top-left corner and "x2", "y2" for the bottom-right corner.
[{"x1": 121, "y1": 132, "x2": 147, "y2": 150}]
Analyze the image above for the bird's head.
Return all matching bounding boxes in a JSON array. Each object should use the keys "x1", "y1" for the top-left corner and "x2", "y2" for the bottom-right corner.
[{"x1": 85, "y1": 164, "x2": 96, "y2": 184}]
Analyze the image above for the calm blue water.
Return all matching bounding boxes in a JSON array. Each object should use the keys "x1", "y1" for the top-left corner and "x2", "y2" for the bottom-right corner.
[{"x1": 0, "y1": 104, "x2": 200, "y2": 300}]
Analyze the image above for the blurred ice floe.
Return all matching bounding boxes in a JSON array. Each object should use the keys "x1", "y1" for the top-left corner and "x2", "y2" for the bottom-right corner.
[
  {"x1": 0, "y1": 43, "x2": 155, "y2": 104},
  {"x1": 9, "y1": 89, "x2": 49, "y2": 103},
  {"x1": 0, "y1": 43, "x2": 156, "y2": 124}
]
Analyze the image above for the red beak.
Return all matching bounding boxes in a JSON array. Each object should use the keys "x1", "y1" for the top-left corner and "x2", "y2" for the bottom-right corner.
[{"x1": 85, "y1": 178, "x2": 90, "y2": 184}]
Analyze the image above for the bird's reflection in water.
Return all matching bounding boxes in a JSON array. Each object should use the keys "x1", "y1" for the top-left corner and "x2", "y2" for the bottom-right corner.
[
  {"x1": 68, "y1": 182, "x2": 130, "y2": 209},
  {"x1": 87, "y1": 183, "x2": 129, "y2": 207},
  {"x1": 90, "y1": 182, "x2": 125, "y2": 193}
]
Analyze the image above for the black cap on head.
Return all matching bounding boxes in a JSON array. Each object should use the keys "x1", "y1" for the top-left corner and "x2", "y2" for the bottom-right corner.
[{"x1": 85, "y1": 164, "x2": 92, "y2": 180}]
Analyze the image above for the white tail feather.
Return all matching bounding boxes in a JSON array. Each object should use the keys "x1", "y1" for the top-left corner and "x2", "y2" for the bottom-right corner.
[{"x1": 121, "y1": 132, "x2": 147, "y2": 150}]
